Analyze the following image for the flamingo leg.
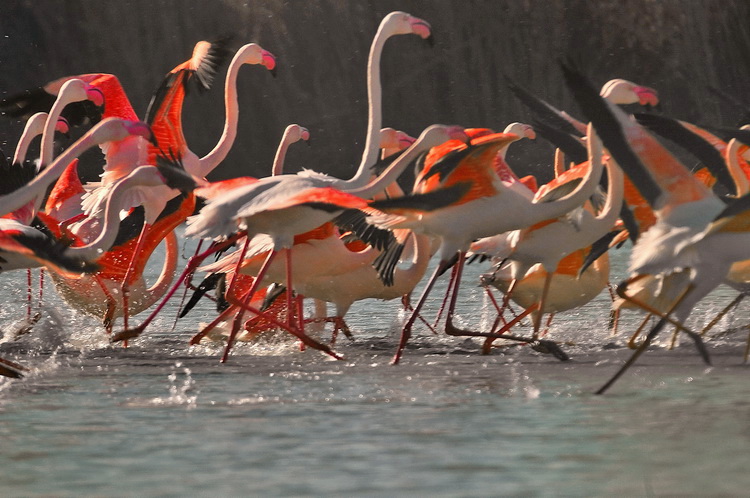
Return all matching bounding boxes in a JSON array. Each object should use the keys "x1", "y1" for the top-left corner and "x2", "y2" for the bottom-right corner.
[
  {"x1": 628, "y1": 314, "x2": 653, "y2": 349},
  {"x1": 539, "y1": 312, "x2": 555, "y2": 338},
  {"x1": 228, "y1": 286, "x2": 343, "y2": 360},
  {"x1": 607, "y1": 282, "x2": 620, "y2": 335},
  {"x1": 295, "y1": 293, "x2": 306, "y2": 348},
  {"x1": 392, "y1": 259, "x2": 452, "y2": 365},
  {"x1": 532, "y1": 271, "x2": 554, "y2": 339},
  {"x1": 445, "y1": 253, "x2": 568, "y2": 361},
  {"x1": 121, "y1": 223, "x2": 151, "y2": 331},
  {"x1": 615, "y1": 275, "x2": 709, "y2": 363},
  {"x1": 190, "y1": 303, "x2": 239, "y2": 345},
  {"x1": 431, "y1": 263, "x2": 459, "y2": 329},
  {"x1": 93, "y1": 274, "x2": 118, "y2": 335},
  {"x1": 596, "y1": 283, "x2": 699, "y2": 395},
  {"x1": 26, "y1": 269, "x2": 32, "y2": 320},
  {"x1": 401, "y1": 292, "x2": 437, "y2": 335},
  {"x1": 37, "y1": 269, "x2": 44, "y2": 311},
  {"x1": 282, "y1": 249, "x2": 306, "y2": 351},
  {"x1": 700, "y1": 293, "x2": 744, "y2": 336},
  {"x1": 481, "y1": 305, "x2": 538, "y2": 354},
  {"x1": 483, "y1": 278, "x2": 525, "y2": 349},
  {"x1": 172, "y1": 239, "x2": 204, "y2": 332},
  {"x1": 111, "y1": 230, "x2": 247, "y2": 343},
  {"x1": 219, "y1": 237, "x2": 258, "y2": 362}
]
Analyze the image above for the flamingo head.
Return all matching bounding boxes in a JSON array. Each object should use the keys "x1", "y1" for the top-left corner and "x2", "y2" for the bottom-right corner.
[
  {"x1": 379, "y1": 127, "x2": 416, "y2": 151},
  {"x1": 58, "y1": 78, "x2": 104, "y2": 106},
  {"x1": 419, "y1": 124, "x2": 470, "y2": 149},
  {"x1": 384, "y1": 11, "x2": 433, "y2": 45},
  {"x1": 92, "y1": 118, "x2": 156, "y2": 148},
  {"x1": 503, "y1": 122, "x2": 536, "y2": 140},
  {"x1": 55, "y1": 78, "x2": 105, "y2": 124},
  {"x1": 237, "y1": 43, "x2": 277, "y2": 77},
  {"x1": 600, "y1": 79, "x2": 659, "y2": 108},
  {"x1": 55, "y1": 117, "x2": 71, "y2": 137},
  {"x1": 285, "y1": 124, "x2": 310, "y2": 145}
]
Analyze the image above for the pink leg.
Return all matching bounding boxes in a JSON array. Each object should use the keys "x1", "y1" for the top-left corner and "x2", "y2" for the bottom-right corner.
[
  {"x1": 393, "y1": 259, "x2": 452, "y2": 365},
  {"x1": 37, "y1": 269, "x2": 44, "y2": 311},
  {"x1": 172, "y1": 239, "x2": 203, "y2": 331},
  {"x1": 26, "y1": 269, "x2": 32, "y2": 320},
  {"x1": 190, "y1": 303, "x2": 239, "y2": 345},
  {"x1": 431, "y1": 263, "x2": 459, "y2": 329},
  {"x1": 444, "y1": 254, "x2": 567, "y2": 360},
  {"x1": 221, "y1": 248, "x2": 276, "y2": 362},
  {"x1": 121, "y1": 223, "x2": 151, "y2": 331},
  {"x1": 111, "y1": 231, "x2": 247, "y2": 343}
]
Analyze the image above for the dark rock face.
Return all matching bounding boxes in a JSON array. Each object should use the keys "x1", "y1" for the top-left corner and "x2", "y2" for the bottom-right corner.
[{"x1": 1, "y1": 0, "x2": 748, "y2": 184}]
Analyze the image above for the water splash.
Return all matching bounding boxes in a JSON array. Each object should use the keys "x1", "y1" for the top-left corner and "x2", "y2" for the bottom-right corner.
[{"x1": 150, "y1": 361, "x2": 197, "y2": 408}]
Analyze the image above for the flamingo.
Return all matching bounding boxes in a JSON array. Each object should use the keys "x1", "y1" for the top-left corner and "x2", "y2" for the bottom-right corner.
[
  {"x1": 556, "y1": 63, "x2": 738, "y2": 393},
  {"x1": 484, "y1": 126, "x2": 622, "y2": 342},
  {"x1": 0, "y1": 118, "x2": 155, "y2": 218},
  {"x1": 0, "y1": 74, "x2": 107, "y2": 128},
  {"x1": 508, "y1": 76, "x2": 659, "y2": 138},
  {"x1": 480, "y1": 248, "x2": 610, "y2": 339},
  {"x1": 11, "y1": 112, "x2": 69, "y2": 173},
  {"x1": 50, "y1": 40, "x2": 238, "y2": 330},
  {"x1": 183, "y1": 124, "x2": 464, "y2": 357},
  {"x1": 185, "y1": 126, "x2": 413, "y2": 345},
  {"x1": 363, "y1": 123, "x2": 606, "y2": 363},
  {"x1": 0, "y1": 115, "x2": 157, "y2": 327},
  {"x1": 174, "y1": 123, "x2": 311, "y2": 333},
  {"x1": 298, "y1": 228, "x2": 434, "y2": 342},
  {"x1": 6, "y1": 112, "x2": 71, "y2": 321},
  {"x1": 145, "y1": 41, "x2": 276, "y2": 178},
  {"x1": 111, "y1": 10, "x2": 436, "y2": 355}
]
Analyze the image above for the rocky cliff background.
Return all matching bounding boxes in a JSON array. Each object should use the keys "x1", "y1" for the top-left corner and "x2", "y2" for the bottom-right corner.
[{"x1": 1, "y1": 0, "x2": 748, "y2": 184}]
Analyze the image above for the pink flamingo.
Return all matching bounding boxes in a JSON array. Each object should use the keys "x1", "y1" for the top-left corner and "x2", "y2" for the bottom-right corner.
[
  {"x1": 112, "y1": 11, "x2": 436, "y2": 357},
  {"x1": 365, "y1": 125, "x2": 606, "y2": 363}
]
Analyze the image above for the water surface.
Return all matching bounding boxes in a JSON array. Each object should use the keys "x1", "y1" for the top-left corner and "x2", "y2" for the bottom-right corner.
[{"x1": 0, "y1": 238, "x2": 748, "y2": 496}]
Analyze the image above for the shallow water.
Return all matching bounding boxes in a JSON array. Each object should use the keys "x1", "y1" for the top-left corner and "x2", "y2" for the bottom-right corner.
[{"x1": 0, "y1": 235, "x2": 748, "y2": 496}]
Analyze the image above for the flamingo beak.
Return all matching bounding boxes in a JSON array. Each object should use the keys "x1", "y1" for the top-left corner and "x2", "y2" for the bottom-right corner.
[
  {"x1": 55, "y1": 117, "x2": 71, "y2": 138},
  {"x1": 634, "y1": 86, "x2": 659, "y2": 108},
  {"x1": 262, "y1": 50, "x2": 277, "y2": 78},
  {"x1": 410, "y1": 18, "x2": 433, "y2": 46}
]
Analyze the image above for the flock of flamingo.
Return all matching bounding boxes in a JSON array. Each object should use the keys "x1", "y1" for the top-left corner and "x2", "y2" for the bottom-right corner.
[{"x1": 0, "y1": 11, "x2": 749, "y2": 394}]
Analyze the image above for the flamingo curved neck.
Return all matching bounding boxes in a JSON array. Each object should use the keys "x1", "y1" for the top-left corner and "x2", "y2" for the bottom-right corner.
[
  {"x1": 596, "y1": 159, "x2": 625, "y2": 225},
  {"x1": 534, "y1": 128, "x2": 605, "y2": 220},
  {"x1": 341, "y1": 20, "x2": 396, "y2": 190},
  {"x1": 272, "y1": 132, "x2": 295, "y2": 176},
  {"x1": 198, "y1": 50, "x2": 244, "y2": 177},
  {"x1": 40, "y1": 90, "x2": 80, "y2": 168},
  {"x1": 401, "y1": 232, "x2": 432, "y2": 276},
  {"x1": 142, "y1": 230, "x2": 179, "y2": 308},
  {"x1": 14, "y1": 113, "x2": 47, "y2": 166},
  {"x1": 726, "y1": 138, "x2": 750, "y2": 197},
  {"x1": 345, "y1": 134, "x2": 427, "y2": 198},
  {"x1": 64, "y1": 170, "x2": 159, "y2": 260}
]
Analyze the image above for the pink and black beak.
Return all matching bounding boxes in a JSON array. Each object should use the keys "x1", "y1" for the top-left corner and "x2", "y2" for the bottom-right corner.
[
  {"x1": 262, "y1": 49, "x2": 278, "y2": 78},
  {"x1": 410, "y1": 16, "x2": 434, "y2": 47}
]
